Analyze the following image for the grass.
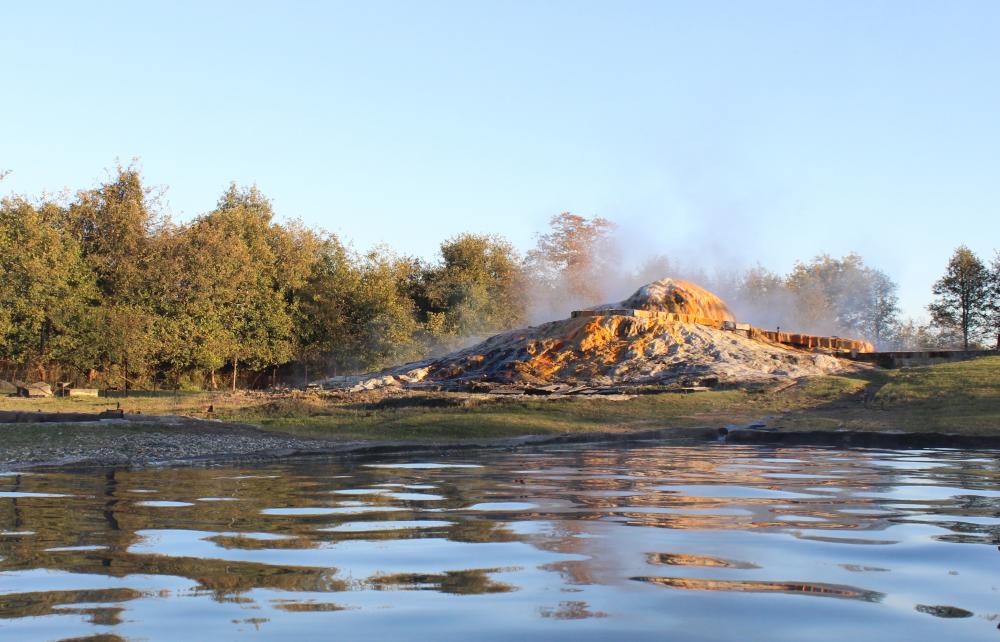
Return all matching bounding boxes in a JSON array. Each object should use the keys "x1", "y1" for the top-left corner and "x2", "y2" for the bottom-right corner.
[
  {"x1": 772, "y1": 355, "x2": 1000, "y2": 434},
  {"x1": 2, "y1": 356, "x2": 998, "y2": 442}
]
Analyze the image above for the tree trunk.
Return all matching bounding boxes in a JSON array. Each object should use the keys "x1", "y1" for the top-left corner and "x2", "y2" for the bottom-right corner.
[
  {"x1": 210, "y1": 369, "x2": 217, "y2": 390},
  {"x1": 231, "y1": 358, "x2": 237, "y2": 392},
  {"x1": 962, "y1": 303, "x2": 969, "y2": 350}
]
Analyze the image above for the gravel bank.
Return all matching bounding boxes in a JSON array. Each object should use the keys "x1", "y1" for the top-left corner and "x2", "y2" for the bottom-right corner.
[
  {"x1": 0, "y1": 415, "x2": 721, "y2": 470},
  {"x1": 0, "y1": 415, "x2": 334, "y2": 469}
]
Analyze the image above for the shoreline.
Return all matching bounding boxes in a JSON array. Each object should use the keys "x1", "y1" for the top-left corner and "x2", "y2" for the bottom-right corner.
[
  {"x1": 4, "y1": 413, "x2": 1000, "y2": 472},
  {"x1": 4, "y1": 356, "x2": 998, "y2": 470}
]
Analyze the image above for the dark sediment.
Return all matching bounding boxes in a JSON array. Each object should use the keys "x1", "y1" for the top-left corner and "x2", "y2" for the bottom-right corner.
[{"x1": 720, "y1": 427, "x2": 1000, "y2": 449}]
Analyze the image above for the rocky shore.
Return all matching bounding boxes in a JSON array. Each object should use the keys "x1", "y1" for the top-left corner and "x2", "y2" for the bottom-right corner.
[{"x1": 0, "y1": 415, "x2": 330, "y2": 469}]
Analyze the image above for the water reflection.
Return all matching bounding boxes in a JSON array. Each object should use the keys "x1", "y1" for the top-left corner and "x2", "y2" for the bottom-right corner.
[{"x1": 0, "y1": 444, "x2": 997, "y2": 640}]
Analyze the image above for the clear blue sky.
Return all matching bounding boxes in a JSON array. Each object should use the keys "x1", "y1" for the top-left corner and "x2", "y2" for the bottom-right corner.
[{"x1": 2, "y1": 1, "x2": 998, "y2": 318}]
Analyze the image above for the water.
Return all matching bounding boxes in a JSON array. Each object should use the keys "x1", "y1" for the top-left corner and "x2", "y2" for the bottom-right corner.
[{"x1": 0, "y1": 444, "x2": 998, "y2": 641}]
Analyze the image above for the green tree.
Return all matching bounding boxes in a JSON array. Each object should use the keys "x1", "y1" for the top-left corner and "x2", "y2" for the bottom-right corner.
[
  {"x1": 65, "y1": 165, "x2": 162, "y2": 387},
  {"x1": 985, "y1": 251, "x2": 1000, "y2": 350},
  {"x1": 196, "y1": 185, "x2": 296, "y2": 389},
  {"x1": 929, "y1": 245, "x2": 991, "y2": 349},
  {"x1": 350, "y1": 248, "x2": 423, "y2": 371},
  {"x1": 422, "y1": 233, "x2": 525, "y2": 339},
  {"x1": 67, "y1": 164, "x2": 159, "y2": 298},
  {"x1": 0, "y1": 198, "x2": 96, "y2": 380},
  {"x1": 294, "y1": 235, "x2": 359, "y2": 382}
]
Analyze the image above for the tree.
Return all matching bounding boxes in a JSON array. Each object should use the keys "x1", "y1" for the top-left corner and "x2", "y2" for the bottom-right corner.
[
  {"x1": 525, "y1": 212, "x2": 618, "y2": 319},
  {"x1": 351, "y1": 248, "x2": 423, "y2": 371},
  {"x1": 784, "y1": 253, "x2": 900, "y2": 343},
  {"x1": 294, "y1": 234, "x2": 358, "y2": 382},
  {"x1": 65, "y1": 165, "x2": 162, "y2": 385},
  {"x1": 888, "y1": 318, "x2": 951, "y2": 350},
  {"x1": 716, "y1": 265, "x2": 794, "y2": 332},
  {"x1": 201, "y1": 185, "x2": 295, "y2": 389},
  {"x1": 929, "y1": 245, "x2": 991, "y2": 349},
  {"x1": 67, "y1": 164, "x2": 160, "y2": 298},
  {"x1": 422, "y1": 233, "x2": 526, "y2": 339},
  {"x1": 986, "y1": 251, "x2": 1000, "y2": 350},
  {"x1": 0, "y1": 198, "x2": 97, "y2": 379},
  {"x1": 150, "y1": 185, "x2": 298, "y2": 389},
  {"x1": 860, "y1": 268, "x2": 900, "y2": 348}
]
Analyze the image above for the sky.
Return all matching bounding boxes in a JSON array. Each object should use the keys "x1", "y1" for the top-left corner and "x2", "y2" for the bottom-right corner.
[{"x1": 2, "y1": 1, "x2": 998, "y2": 319}]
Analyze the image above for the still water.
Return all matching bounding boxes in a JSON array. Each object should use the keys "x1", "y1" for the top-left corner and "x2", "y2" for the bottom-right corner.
[{"x1": 0, "y1": 443, "x2": 998, "y2": 641}]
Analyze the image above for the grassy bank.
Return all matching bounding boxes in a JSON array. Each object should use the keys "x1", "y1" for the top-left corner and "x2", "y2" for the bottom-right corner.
[{"x1": 2, "y1": 356, "x2": 997, "y2": 443}]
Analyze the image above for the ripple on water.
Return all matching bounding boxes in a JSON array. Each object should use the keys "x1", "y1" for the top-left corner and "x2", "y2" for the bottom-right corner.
[
  {"x1": 45, "y1": 545, "x2": 110, "y2": 552},
  {"x1": 364, "y1": 463, "x2": 483, "y2": 469},
  {"x1": 651, "y1": 485, "x2": 818, "y2": 499},
  {"x1": 0, "y1": 492, "x2": 70, "y2": 498},
  {"x1": 465, "y1": 502, "x2": 538, "y2": 511},
  {"x1": 318, "y1": 520, "x2": 453, "y2": 532},
  {"x1": 261, "y1": 506, "x2": 407, "y2": 516},
  {"x1": 376, "y1": 483, "x2": 438, "y2": 490},
  {"x1": 385, "y1": 492, "x2": 445, "y2": 501}
]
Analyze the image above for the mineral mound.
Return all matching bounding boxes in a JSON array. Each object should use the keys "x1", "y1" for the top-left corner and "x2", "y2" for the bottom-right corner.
[
  {"x1": 319, "y1": 277, "x2": 860, "y2": 393},
  {"x1": 597, "y1": 278, "x2": 735, "y2": 323}
]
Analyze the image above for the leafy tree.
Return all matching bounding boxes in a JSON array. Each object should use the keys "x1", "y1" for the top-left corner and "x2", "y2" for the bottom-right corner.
[
  {"x1": 294, "y1": 235, "x2": 359, "y2": 381},
  {"x1": 986, "y1": 251, "x2": 1000, "y2": 350},
  {"x1": 860, "y1": 268, "x2": 900, "y2": 348},
  {"x1": 929, "y1": 245, "x2": 991, "y2": 349},
  {"x1": 888, "y1": 318, "x2": 953, "y2": 350},
  {"x1": 67, "y1": 164, "x2": 160, "y2": 298},
  {"x1": 350, "y1": 248, "x2": 423, "y2": 371},
  {"x1": 64, "y1": 165, "x2": 162, "y2": 385},
  {"x1": 195, "y1": 185, "x2": 295, "y2": 389},
  {"x1": 147, "y1": 185, "x2": 299, "y2": 389},
  {"x1": 0, "y1": 198, "x2": 96, "y2": 379},
  {"x1": 422, "y1": 233, "x2": 525, "y2": 339},
  {"x1": 526, "y1": 212, "x2": 617, "y2": 315},
  {"x1": 785, "y1": 254, "x2": 900, "y2": 345},
  {"x1": 716, "y1": 265, "x2": 794, "y2": 332}
]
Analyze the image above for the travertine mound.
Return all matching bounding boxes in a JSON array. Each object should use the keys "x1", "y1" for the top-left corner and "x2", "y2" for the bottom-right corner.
[
  {"x1": 318, "y1": 278, "x2": 854, "y2": 393},
  {"x1": 601, "y1": 278, "x2": 736, "y2": 323}
]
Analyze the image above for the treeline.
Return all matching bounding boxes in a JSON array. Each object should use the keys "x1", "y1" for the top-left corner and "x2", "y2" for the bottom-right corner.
[
  {"x1": 0, "y1": 168, "x2": 531, "y2": 389},
  {"x1": 1, "y1": 167, "x2": 996, "y2": 389},
  {"x1": 702, "y1": 247, "x2": 999, "y2": 351}
]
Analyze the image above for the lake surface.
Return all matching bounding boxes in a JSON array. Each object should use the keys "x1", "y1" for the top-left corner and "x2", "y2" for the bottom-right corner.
[{"x1": 0, "y1": 443, "x2": 998, "y2": 641}]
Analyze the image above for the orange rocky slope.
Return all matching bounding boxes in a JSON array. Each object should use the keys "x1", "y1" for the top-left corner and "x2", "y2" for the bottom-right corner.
[{"x1": 318, "y1": 278, "x2": 862, "y2": 393}]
